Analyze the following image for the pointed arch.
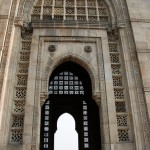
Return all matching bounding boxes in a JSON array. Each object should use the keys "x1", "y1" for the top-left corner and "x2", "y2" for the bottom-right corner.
[
  {"x1": 54, "y1": 113, "x2": 79, "y2": 150},
  {"x1": 40, "y1": 62, "x2": 101, "y2": 149},
  {"x1": 41, "y1": 53, "x2": 99, "y2": 100},
  {"x1": 56, "y1": 113, "x2": 76, "y2": 130}
]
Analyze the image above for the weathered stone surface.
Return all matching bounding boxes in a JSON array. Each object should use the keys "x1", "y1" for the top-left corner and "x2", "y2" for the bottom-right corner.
[{"x1": 0, "y1": 0, "x2": 150, "y2": 150}]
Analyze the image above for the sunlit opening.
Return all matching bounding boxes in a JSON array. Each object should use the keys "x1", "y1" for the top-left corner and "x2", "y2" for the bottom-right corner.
[{"x1": 54, "y1": 113, "x2": 79, "y2": 150}]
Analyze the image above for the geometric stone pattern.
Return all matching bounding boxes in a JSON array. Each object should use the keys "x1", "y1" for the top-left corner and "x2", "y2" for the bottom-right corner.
[
  {"x1": 10, "y1": 130, "x2": 23, "y2": 143},
  {"x1": 12, "y1": 116, "x2": 24, "y2": 127},
  {"x1": 113, "y1": 76, "x2": 122, "y2": 86},
  {"x1": 111, "y1": 64, "x2": 121, "y2": 75},
  {"x1": 49, "y1": 71, "x2": 84, "y2": 95},
  {"x1": 114, "y1": 89, "x2": 124, "y2": 99},
  {"x1": 31, "y1": 0, "x2": 109, "y2": 24},
  {"x1": 31, "y1": 36, "x2": 100, "y2": 148},
  {"x1": 15, "y1": 88, "x2": 27, "y2": 99},
  {"x1": 10, "y1": 32, "x2": 32, "y2": 143},
  {"x1": 115, "y1": 102, "x2": 126, "y2": 113},
  {"x1": 117, "y1": 115, "x2": 127, "y2": 126},
  {"x1": 118, "y1": 130, "x2": 129, "y2": 141},
  {"x1": 108, "y1": 41, "x2": 130, "y2": 141},
  {"x1": 17, "y1": 75, "x2": 28, "y2": 86},
  {"x1": 83, "y1": 101, "x2": 89, "y2": 148},
  {"x1": 13, "y1": 101, "x2": 25, "y2": 113},
  {"x1": 44, "y1": 72, "x2": 89, "y2": 148}
]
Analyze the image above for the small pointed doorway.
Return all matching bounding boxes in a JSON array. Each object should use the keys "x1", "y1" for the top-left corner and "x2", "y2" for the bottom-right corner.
[
  {"x1": 40, "y1": 61, "x2": 101, "y2": 150},
  {"x1": 54, "y1": 113, "x2": 78, "y2": 150}
]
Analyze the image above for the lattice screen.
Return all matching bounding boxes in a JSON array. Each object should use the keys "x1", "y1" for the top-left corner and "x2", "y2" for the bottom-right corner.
[
  {"x1": 31, "y1": 0, "x2": 109, "y2": 24},
  {"x1": 49, "y1": 71, "x2": 84, "y2": 95},
  {"x1": 108, "y1": 38, "x2": 130, "y2": 142},
  {"x1": 10, "y1": 33, "x2": 32, "y2": 143},
  {"x1": 42, "y1": 71, "x2": 89, "y2": 149}
]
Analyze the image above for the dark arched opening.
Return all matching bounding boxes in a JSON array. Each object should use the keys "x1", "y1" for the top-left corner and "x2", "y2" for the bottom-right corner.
[{"x1": 40, "y1": 61, "x2": 101, "y2": 150}]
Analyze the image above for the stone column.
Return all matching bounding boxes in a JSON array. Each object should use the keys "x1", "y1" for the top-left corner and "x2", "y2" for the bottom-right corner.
[
  {"x1": 101, "y1": 32, "x2": 118, "y2": 149},
  {"x1": 119, "y1": 28, "x2": 145, "y2": 150},
  {"x1": 23, "y1": 30, "x2": 39, "y2": 150}
]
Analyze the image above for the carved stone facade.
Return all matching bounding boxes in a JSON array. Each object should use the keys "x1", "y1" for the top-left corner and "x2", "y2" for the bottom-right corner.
[{"x1": 0, "y1": 0, "x2": 150, "y2": 150}]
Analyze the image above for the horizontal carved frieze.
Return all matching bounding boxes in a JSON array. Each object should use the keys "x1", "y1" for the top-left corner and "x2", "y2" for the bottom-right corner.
[{"x1": 0, "y1": 15, "x2": 8, "y2": 19}]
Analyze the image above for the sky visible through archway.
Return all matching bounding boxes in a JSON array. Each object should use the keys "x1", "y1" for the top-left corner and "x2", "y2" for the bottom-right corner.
[{"x1": 54, "y1": 113, "x2": 79, "y2": 150}]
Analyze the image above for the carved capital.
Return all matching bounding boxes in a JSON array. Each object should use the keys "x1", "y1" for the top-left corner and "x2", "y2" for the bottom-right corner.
[
  {"x1": 14, "y1": 17, "x2": 23, "y2": 27},
  {"x1": 21, "y1": 22, "x2": 33, "y2": 39},
  {"x1": 107, "y1": 28, "x2": 119, "y2": 42},
  {"x1": 93, "y1": 92, "x2": 101, "y2": 106},
  {"x1": 40, "y1": 92, "x2": 48, "y2": 107}
]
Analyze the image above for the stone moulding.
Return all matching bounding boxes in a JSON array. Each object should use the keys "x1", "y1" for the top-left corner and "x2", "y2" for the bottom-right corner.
[
  {"x1": 0, "y1": 15, "x2": 9, "y2": 19},
  {"x1": 41, "y1": 37, "x2": 101, "y2": 99},
  {"x1": 121, "y1": 0, "x2": 150, "y2": 149},
  {"x1": 0, "y1": 0, "x2": 17, "y2": 101},
  {"x1": 0, "y1": 0, "x2": 149, "y2": 148}
]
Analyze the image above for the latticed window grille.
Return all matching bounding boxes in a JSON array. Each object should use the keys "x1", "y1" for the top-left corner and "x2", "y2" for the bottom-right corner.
[
  {"x1": 111, "y1": 64, "x2": 121, "y2": 75},
  {"x1": 108, "y1": 34, "x2": 130, "y2": 142},
  {"x1": 77, "y1": 0, "x2": 85, "y2": 6},
  {"x1": 19, "y1": 52, "x2": 30, "y2": 61},
  {"x1": 32, "y1": 7, "x2": 41, "y2": 14},
  {"x1": 41, "y1": 70, "x2": 91, "y2": 149},
  {"x1": 31, "y1": 0, "x2": 110, "y2": 24},
  {"x1": 13, "y1": 101, "x2": 25, "y2": 113},
  {"x1": 12, "y1": 115, "x2": 24, "y2": 127},
  {"x1": 22, "y1": 42, "x2": 31, "y2": 51},
  {"x1": 36, "y1": 0, "x2": 42, "y2": 5},
  {"x1": 117, "y1": 115, "x2": 128, "y2": 127},
  {"x1": 113, "y1": 76, "x2": 123, "y2": 86},
  {"x1": 115, "y1": 102, "x2": 126, "y2": 113},
  {"x1": 43, "y1": 7, "x2": 52, "y2": 14},
  {"x1": 15, "y1": 88, "x2": 27, "y2": 99},
  {"x1": 17, "y1": 75, "x2": 28, "y2": 86},
  {"x1": 18, "y1": 63, "x2": 29, "y2": 74},
  {"x1": 10, "y1": 130, "x2": 23, "y2": 143},
  {"x1": 114, "y1": 89, "x2": 124, "y2": 99},
  {"x1": 109, "y1": 44, "x2": 118, "y2": 52},
  {"x1": 49, "y1": 71, "x2": 84, "y2": 95},
  {"x1": 44, "y1": 0, "x2": 53, "y2": 5},
  {"x1": 77, "y1": 8, "x2": 86, "y2": 14},
  {"x1": 83, "y1": 101, "x2": 89, "y2": 148},
  {"x1": 118, "y1": 130, "x2": 129, "y2": 141},
  {"x1": 110, "y1": 54, "x2": 120, "y2": 63},
  {"x1": 10, "y1": 32, "x2": 32, "y2": 143}
]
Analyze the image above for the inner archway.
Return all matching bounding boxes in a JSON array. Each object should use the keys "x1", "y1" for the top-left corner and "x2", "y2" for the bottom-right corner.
[
  {"x1": 40, "y1": 61, "x2": 101, "y2": 150},
  {"x1": 54, "y1": 113, "x2": 78, "y2": 150}
]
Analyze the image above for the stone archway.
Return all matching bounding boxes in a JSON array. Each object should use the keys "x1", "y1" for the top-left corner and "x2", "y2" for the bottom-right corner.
[{"x1": 40, "y1": 61, "x2": 101, "y2": 150}]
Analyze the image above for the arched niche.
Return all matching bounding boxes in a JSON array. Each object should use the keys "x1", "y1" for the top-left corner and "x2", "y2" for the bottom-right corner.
[{"x1": 40, "y1": 61, "x2": 101, "y2": 150}]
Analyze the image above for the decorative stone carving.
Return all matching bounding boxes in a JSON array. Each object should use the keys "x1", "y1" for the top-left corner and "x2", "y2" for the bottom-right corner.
[
  {"x1": 30, "y1": 36, "x2": 106, "y2": 147},
  {"x1": 48, "y1": 45, "x2": 56, "y2": 52},
  {"x1": 120, "y1": 0, "x2": 150, "y2": 147},
  {"x1": 0, "y1": 15, "x2": 8, "y2": 19},
  {"x1": 107, "y1": 28, "x2": 118, "y2": 42},
  {"x1": 40, "y1": 92, "x2": 48, "y2": 107},
  {"x1": 21, "y1": 23, "x2": 33, "y2": 39},
  {"x1": 84, "y1": 46, "x2": 92, "y2": 53},
  {"x1": 0, "y1": 0, "x2": 17, "y2": 99}
]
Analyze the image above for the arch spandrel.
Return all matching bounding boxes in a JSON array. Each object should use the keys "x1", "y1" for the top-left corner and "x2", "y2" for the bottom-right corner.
[{"x1": 41, "y1": 53, "x2": 99, "y2": 103}]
